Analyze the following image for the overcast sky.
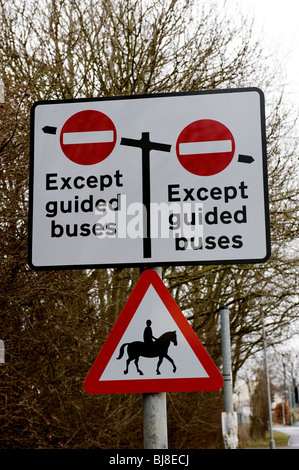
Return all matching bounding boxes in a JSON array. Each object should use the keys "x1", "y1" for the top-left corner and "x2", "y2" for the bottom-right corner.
[
  {"x1": 221, "y1": 1, "x2": 299, "y2": 354},
  {"x1": 223, "y1": 0, "x2": 299, "y2": 106}
]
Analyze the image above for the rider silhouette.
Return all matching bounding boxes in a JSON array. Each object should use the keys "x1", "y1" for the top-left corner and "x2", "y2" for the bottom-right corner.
[{"x1": 143, "y1": 320, "x2": 156, "y2": 344}]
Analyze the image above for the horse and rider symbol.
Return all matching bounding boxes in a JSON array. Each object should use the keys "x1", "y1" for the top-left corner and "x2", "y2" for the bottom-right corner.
[{"x1": 116, "y1": 320, "x2": 178, "y2": 376}]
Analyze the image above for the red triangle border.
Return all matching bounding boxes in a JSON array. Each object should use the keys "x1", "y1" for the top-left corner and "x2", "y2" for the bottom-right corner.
[{"x1": 84, "y1": 270, "x2": 224, "y2": 394}]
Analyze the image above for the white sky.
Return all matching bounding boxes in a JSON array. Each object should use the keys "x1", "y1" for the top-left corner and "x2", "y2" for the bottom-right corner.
[
  {"x1": 222, "y1": 0, "x2": 299, "y2": 107},
  {"x1": 220, "y1": 1, "x2": 299, "y2": 367}
]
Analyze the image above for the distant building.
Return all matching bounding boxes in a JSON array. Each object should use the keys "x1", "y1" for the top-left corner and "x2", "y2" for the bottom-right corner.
[{"x1": 234, "y1": 382, "x2": 252, "y2": 425}]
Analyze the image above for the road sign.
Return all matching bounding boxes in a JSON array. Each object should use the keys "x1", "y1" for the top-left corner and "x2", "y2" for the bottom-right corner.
[
  {"x1": 60, "y1": 110, "x2": 117, "y2": 165},
  {"x1": 84, "y1": 269, "x2": 224, "y2": 394},
  {"x1": 176, "y1": 119, "x2": 235, "y2": 176},
  {"x1": 29, "y1": 88, "x2": 270, "y2": 269}
]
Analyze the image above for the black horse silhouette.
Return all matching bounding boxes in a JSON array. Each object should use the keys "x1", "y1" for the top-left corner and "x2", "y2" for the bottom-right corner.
[{"x1": 116, "y1": 330, "x2": 178, "y2": 376}]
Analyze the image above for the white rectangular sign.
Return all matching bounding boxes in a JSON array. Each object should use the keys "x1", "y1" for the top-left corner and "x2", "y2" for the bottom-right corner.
[{"x1": 29, "y1": 89, "x2": 270, "y2": 269}]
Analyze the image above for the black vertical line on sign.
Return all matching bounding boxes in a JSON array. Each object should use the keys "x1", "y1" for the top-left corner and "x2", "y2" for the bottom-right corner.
[
  {"x1": 120, "y1": 132, "x2": 171, "y2": 259},
  {"x1": 142, "y1": 136, "x2": 151, "y2": 258}
]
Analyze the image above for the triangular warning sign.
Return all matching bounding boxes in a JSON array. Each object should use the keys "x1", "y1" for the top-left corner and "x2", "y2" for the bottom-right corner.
[{"x1": 84, "y1": 270, "x2": 224, "y2": 394}]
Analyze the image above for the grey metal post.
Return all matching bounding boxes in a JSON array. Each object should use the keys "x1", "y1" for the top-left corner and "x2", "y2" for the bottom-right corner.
[
  {"x1": 282, "y1": 361, "x2": 286, "y2": 425},
  {"x1": 221, "y1": 306, "x2": 234, "y2": 412},
  {"x1": 141, "y1": 266, "x2": 168, "y2": 449},
  {"x1": 288, "y1": 380, "x2": 293, "y2": 425},
  {"x1": 262, "y1": 313, "x2": 275, "y2": 448},
  {"x1": 143, "y1": 391, "x2": 168, "y2": 449},
  {"x1": 220, "y1": 306, "x2": 238, "y2": 449}
]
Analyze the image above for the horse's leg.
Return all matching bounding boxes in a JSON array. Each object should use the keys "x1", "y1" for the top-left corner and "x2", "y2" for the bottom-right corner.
[
  {"x1": 123, "y1": 346, "x2": 133, "y2": 374},
  {"x1": 165, "y1": 354, "x2": 176, "y2": 373},
  {"x1": 134, "y1": 357, "x2": 143, "y2": 375},
  {"x1": 156, "y1": 356, "x2": 163, "y2": 375},
  {"x1": 124, "y1": 357, "x2": 131, "y2": 374}
]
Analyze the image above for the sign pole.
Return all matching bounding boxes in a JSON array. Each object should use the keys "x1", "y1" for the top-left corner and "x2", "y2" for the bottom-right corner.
[
  {"x1": 140, "y1": 266, "x2": 168, "y2": 449},
  {"x1": 143, "y1": 390, "x2": 168, "y2": 449},
  {"x1": 262, "y1": 312, "x2": 275, "y2": 448},
  {"x1": 220, "y1": 306, "x2": 238, "y2": 449}
]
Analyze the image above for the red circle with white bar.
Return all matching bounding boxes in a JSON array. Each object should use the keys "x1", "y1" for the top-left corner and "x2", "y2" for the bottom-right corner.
[
  {"x1": 60, "y1": 110, "x2": 117, "y2": 165},
  {"x1": 176, "y1": 119, "x2": 235, "y2": 176}
]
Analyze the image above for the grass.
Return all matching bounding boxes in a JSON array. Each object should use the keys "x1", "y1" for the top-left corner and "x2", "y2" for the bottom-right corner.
[{"x1": 238, "y1": 429, "x2": 290, "y2": 449}]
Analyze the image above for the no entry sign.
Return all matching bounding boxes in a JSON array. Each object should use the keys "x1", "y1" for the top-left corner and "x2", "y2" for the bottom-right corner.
[
  {"x1": 176, "y1": 119, "x2": 235, "y2": 176},
  {"x1": 29, "y1": 88, "x2": 270, "y2": 269},
  {"x1": 60, "y1": 110, "x2": 117, "y2": 165}
]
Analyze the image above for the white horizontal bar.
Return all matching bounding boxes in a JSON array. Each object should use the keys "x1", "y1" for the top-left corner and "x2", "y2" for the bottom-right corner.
[
  {"x1": 63, "y1": 130, "x2": 114, "y2": 145},
  {"x1": 179, "y1": 140, "x2": 232, "y2": 155}
]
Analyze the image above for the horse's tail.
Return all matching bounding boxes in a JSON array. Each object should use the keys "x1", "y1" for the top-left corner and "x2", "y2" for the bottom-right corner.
[{"x1": 116, "y1": 343, "x2": 129, "y2": 360}]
